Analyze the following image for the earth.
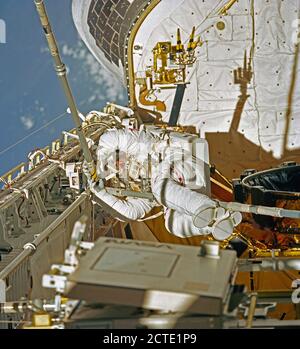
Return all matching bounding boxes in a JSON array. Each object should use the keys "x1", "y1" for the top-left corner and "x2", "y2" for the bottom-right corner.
[{"x1": 0, "y1": 0, "x2": 127, "y2": 175}]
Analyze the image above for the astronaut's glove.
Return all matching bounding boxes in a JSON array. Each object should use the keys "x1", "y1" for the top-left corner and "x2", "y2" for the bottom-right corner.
[{"x1": 82, "y1": 161, "x2": 104, "y2": 191}]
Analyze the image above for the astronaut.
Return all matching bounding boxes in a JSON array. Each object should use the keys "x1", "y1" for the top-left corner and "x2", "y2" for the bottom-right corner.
[{"x1": 84, "y1": 127, "x2": 242, "y2": 241}]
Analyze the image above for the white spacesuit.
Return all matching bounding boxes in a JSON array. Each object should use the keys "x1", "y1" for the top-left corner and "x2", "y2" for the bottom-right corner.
[{"x1": 84, "y1": 128, "x2": 242, "y2": 241}]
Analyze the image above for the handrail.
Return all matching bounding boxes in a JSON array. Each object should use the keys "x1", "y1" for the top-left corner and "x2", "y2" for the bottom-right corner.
[{"x1": 0, "y1": 193, "x2": 89, "y2": 279}]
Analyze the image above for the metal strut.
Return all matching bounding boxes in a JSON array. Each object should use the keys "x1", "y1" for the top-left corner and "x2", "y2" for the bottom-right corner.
[
  {"x1": 168, "y1": 83, "x2": 187, "y2": 127},
  {"x1": 218, "y1": 200, "x2": 300, "y2": 219},
  {"x1": 34, "y1": 0, "x2": 98, "y2": 183}
]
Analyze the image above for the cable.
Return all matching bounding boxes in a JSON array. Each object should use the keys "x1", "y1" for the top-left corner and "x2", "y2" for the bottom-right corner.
[
  {"x1": 0, "y1": 111, "x2": 67, "y2": 158},
  {"x1": 17, "y1": 196, "x2": 29, "y2": 227}
]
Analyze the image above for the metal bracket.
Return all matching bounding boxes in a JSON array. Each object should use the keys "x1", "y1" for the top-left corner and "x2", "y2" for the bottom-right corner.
[
  {"x1": 240, "y1": 301, "x2": 276, "y2": 319},
  {"x1": 42, "y1": 274, "x2": 67, "y2": 293}
]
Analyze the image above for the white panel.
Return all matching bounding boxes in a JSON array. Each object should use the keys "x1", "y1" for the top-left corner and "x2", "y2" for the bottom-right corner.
[
  {"x1": 237, "y1": 110, "x2": 260, "y2": 138},
  {"x1": 168, "y1": 110, "x2": 233, "y2": 133},
  {"x1": 207, "y1": 40, "x2": 252, "y2": 61},
  {"x1": 197, "y1": 60, "x2": 242, "y2": 90},
  {"x1": 255, "y1": 0, "x2": 299, "y2": 54},
  {"x1": 258, "y1": 111, "x2": 282, "y2": 136},
  {"x1": 287, "y1": 134, "x2": 300, "y2": 150},
  {"x1": 172, "y1": 0, "x2": 228, "y2": 21},
  {"x1": 289, "y1": 108, "x2": 300, "y2": 134},
  {"x1": 259, "y1": 135, "x2": 284, "y2": 159},
  {"x1": 229, "y1": 0, "x2": 251, "y2": 15},
  {"x1": 254, "y1": 54, "x2": 300, "y2": 110},
  {"x1": 173, "y1": 14, "x2": 233, "y2": 42},
  {"x1": 232, "y1": 15, "x2": 252, "y2": 41},
  {"x1": 131, "y1": 0, "x2": 300, "y2": 173}
]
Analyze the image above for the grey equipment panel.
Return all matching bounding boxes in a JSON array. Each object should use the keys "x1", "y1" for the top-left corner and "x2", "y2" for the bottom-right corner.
[{"x1": 66, "y1": 238, "x2": 237, "y2": 315}]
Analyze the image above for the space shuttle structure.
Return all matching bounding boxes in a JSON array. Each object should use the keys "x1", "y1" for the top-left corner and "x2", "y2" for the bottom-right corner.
[
  {"x1": 73, "y1": 0, "x2": 300, "y2": 178},
  {"x1": 0, "y1": 0, "x2": 300, "y2": 329}
]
